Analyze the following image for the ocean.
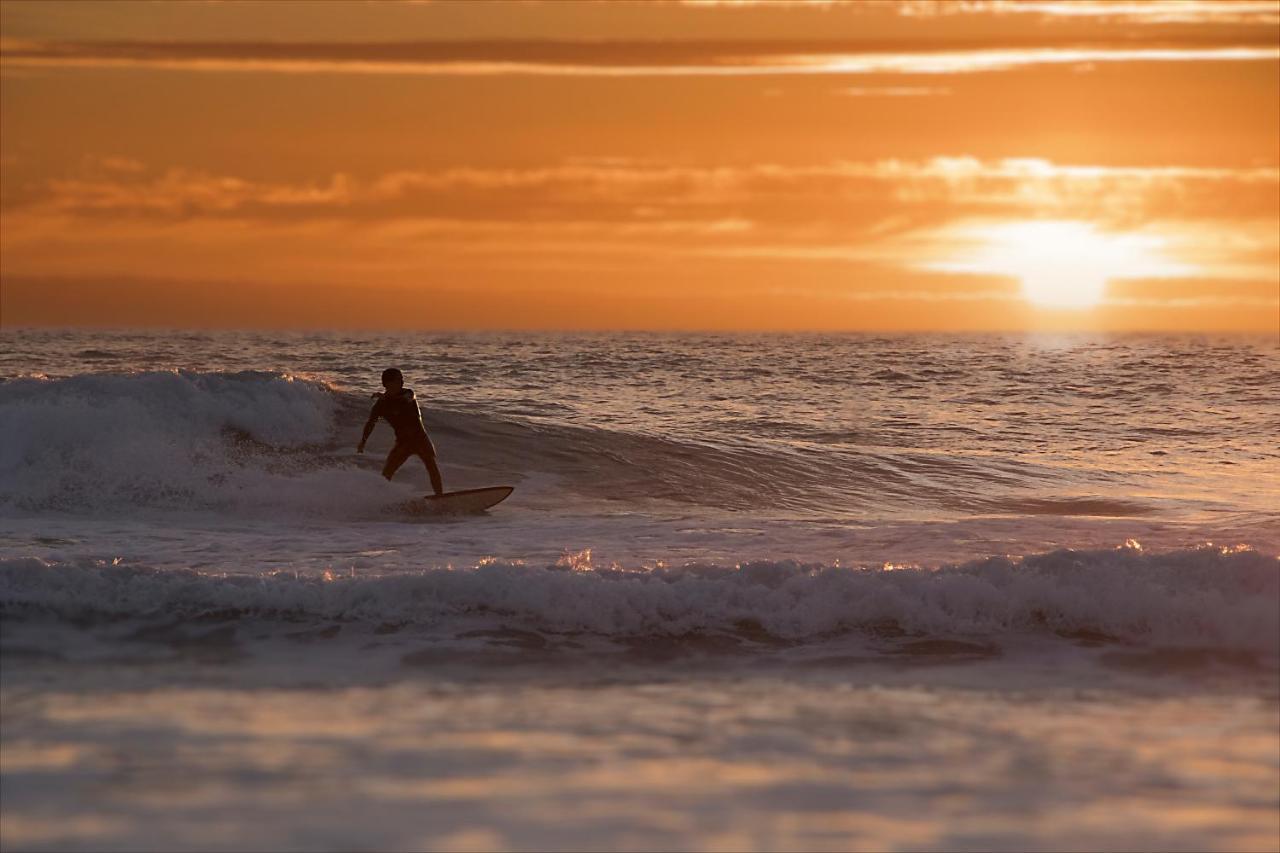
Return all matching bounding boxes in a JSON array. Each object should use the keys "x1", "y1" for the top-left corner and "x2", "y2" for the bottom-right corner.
[{"x1": 1, "y1": 330, "x2": 1277, "y2": 852}]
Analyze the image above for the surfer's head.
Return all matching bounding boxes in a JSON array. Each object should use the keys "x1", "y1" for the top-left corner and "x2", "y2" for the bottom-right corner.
[{"x1": 381, "y1": 367, "x2": 404, "y2": 390}]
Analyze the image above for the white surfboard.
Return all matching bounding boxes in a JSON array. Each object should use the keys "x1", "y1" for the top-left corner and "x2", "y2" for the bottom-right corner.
[{"x1": 405, "y1": 486, "x2": 514, "y2": 516}]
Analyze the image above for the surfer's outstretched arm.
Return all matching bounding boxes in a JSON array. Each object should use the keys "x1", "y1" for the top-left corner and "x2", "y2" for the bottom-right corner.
[{"x1": 357, "y1": 399, "x2": 382, "y2": 452}]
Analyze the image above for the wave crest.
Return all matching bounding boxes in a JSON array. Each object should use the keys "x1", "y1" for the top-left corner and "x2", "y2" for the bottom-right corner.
[{"x1": 3, "y1": 546, "x2": 1275, "y2": 653}]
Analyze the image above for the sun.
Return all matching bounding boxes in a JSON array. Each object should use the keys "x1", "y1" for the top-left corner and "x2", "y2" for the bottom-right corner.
[
  {"x1": 1020, "y1": 266, "x2": 1107, "y2": 309},
  {"x1": 989, "y1": 221, "x2": 1131, "y2": 309},
  {"x1": 930, "y1": 220, "x2": 1186, "y2": 310}
]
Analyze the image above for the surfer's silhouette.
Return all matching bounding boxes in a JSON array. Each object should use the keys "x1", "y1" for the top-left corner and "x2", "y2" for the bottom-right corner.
[{"x1": 357, "y1": 368, "x2": 444, "y2": 496}]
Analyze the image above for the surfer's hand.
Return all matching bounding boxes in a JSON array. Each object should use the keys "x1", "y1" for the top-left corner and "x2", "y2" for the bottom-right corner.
[{"x1": 356, "y1": 443, "x2": 365, "y2": 454}]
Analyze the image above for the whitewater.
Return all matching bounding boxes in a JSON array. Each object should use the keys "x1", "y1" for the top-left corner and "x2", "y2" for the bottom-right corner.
[{"x1": 1, "y1": 330, "x2": 1277, "y2": 852}]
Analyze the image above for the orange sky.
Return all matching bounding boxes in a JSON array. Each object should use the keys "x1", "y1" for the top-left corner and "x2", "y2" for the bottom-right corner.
[{"x1": 1, "y1": 0, "x2": 1277, "y2": 331}]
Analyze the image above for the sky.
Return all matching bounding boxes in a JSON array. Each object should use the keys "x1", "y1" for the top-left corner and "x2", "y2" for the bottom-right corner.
[{"x1": 1, "y1": 0, "x2": 1277, "y2": 331}]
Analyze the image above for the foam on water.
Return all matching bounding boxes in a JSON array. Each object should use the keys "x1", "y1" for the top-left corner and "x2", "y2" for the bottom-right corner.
[{"x1": 3, "y1": 545, "x2": 1275, "y2": 654}]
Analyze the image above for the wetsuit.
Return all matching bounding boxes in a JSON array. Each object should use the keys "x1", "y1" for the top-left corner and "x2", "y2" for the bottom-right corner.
[{"x1": 362, "y1": 388, "x2": 444, "y2": 494}]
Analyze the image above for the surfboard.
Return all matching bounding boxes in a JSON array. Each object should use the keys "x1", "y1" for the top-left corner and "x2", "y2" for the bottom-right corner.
[{"x1": 405, "y1": 486, "x2": 514, "y2": 516}]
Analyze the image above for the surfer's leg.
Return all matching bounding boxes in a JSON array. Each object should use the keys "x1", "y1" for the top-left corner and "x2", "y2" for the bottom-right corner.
[
  {"x1": 381, "y1": 443, "x2": 412, "y2": 480},
  {"x1": 416, "y1": 438, "x2": 444, "y2": 496},
  {"x1": 424, "y1": 456, "x2": 444, "y2": 496}
]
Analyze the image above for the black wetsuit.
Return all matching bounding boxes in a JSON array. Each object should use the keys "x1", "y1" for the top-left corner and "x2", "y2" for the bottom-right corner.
[{"x1": 363, "y1": 388, "x2": 444, "y2": 494}]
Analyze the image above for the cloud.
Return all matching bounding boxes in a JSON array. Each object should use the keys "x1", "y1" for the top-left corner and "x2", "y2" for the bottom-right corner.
[
  {"x1": 680, "y1": 0, "x2": 1280, "y2": 21},
  {"x1": 5, "y1": 158, "x2": 1274, "y2": 299},
  {"x1": 1103, "y1": 295, "x2": 1279, "y2": 307},
  {"x1": 11, "y1": 158, "x2": 1276, "y2": 229},
  {"x1": 81, "y1": 154, "x2": 147, "y2": 173},
  {"x1": 891, "y1": 1, "x2": 1280, "y2": 25},
  {"x1": 835, "y1": 85, "x2": 951, "y2": 96},
  {"x1": 2, "y1": 38, "x2": 1276, "y2": 77}
]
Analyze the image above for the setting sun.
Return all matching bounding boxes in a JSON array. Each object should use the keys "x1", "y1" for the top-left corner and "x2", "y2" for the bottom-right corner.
[
  {"x1": 930, "y1": 220, "x2": 1194, "y2": 310},
  {"x1": 1006, "y1": 222, "x2": 1148, "y2": 309}
]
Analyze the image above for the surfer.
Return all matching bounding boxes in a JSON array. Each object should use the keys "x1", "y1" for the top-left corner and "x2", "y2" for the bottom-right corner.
[{"x1": 357, "y1": 368, "x2": 445, "y2": 496}]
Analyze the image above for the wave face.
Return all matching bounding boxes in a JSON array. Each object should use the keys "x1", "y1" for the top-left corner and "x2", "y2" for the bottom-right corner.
[
  {"x1": 3, "y1": 546, "x2": 1276, "y2": 655},
  {"x1": 0, "y1": 368, "x2": 1035, "y2": 517}
]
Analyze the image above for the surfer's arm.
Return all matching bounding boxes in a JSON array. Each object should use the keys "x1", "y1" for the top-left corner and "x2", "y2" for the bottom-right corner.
[{"x1": 357, "y1": 399, "x2": 382, "y2": 452}]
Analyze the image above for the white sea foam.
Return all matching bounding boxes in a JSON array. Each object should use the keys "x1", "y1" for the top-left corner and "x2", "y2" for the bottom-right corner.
[{"x1": 3, "y1": 545, "x2": 1275, "y2": 652}]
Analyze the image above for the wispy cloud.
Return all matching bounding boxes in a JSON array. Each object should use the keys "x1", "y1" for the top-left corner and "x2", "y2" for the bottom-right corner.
[
  {"x1": 5, "y1": 158, "x2": 1274, "y2": 300},
  {"x1": 835, "y1": 85, "x2": 951, "y2": 96},
  {"x1": 891, "y1": 1, "x2": 1280, "y2": 25},
  {"x1": 681, "y1": 0, "x2": 1280, "y2": 19},
  {"x1": 12, "y1": 157, "x2": 1275, "y2": 227},
  {"x1": 3, "y1": 38, "x2": 1275, "y2": 77},
  {"x1": 1103, "y1": 294, "x2": 1279, "y2": 307}
]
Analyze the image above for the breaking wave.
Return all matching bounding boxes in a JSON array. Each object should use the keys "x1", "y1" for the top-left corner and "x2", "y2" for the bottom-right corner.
[
  {"x1": 0, "y1": 370, "x2": 1156, "y2": 518},
  {"x1": 0, "y1": 370, "x2": 359, "y2": 513},
  {"x1": 2, "y1": 546, "x2": 1275, "y2": 654}
]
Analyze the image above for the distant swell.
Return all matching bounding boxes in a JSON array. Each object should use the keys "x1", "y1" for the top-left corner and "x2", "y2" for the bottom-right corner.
[{"x1": 2, "y1": 546, "x2": 1276, "y2": 653}]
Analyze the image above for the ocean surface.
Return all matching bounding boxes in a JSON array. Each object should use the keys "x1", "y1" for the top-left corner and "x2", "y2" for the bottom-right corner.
[{"x1": 1, "y1": 330, "x2": 1277, "y2": 852}]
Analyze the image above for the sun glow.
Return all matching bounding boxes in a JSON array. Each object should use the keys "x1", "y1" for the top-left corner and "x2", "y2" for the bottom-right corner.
[{"x1": 933, "y1": 221, "x2": 1192, "y2": 309}]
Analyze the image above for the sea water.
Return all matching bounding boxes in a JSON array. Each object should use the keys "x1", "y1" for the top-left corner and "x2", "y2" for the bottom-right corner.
[{"x1": 1, "y1": 331, "x2": 1277, "y2": 851}]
